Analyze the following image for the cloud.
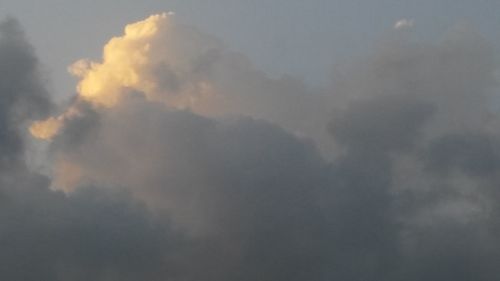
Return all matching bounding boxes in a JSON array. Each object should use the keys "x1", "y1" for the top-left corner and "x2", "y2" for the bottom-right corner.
[
  {"x1": 0, "y1": 18, "x2": 53, "y2": 164},
  {"x1": 46, "y1": 16, "x2": 500, "y2": 280},
  {"x1": 394, "y1": 18, "x2": 415, "y2": 30},
  {"x1": 3, "y1": 13, "x2": 500, "y2": 281},
  {"x1": 31, "y1": 13, "x2": 331, "y2": 153},
  {"x1": 326, "y1": 27, "x2": 500, "y2": 280},
  {"x1": 0, "y1": 18, "x2": 182, "y2": 281}
]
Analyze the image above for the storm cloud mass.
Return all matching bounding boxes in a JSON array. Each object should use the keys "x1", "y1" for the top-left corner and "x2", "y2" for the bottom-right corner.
[{"x1": 2, "y1": 13, "x2": 500, "y2": 280}]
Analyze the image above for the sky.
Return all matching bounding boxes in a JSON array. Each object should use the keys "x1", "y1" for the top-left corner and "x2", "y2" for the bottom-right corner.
[
  {"x1": 1, "y1": 1, "x2": 500, "y2": 280},
  {"x1": 2, "y1": 0, "x2": 500, "y2": 98}
]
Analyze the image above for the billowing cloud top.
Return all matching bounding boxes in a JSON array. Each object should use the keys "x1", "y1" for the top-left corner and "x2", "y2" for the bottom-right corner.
[
  {"x1": 2, "y1": 13, "x2": 500, "y2": 281},
  {"x1": 68, "y1": 13, "x2": 216, "y2": 108},
  {"x1": 30, "y1": 12, "x2": 329, "y2": 145}
]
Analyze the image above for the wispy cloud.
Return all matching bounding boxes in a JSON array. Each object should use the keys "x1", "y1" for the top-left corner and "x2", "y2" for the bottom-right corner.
[{"x1": 394, "y1": 18, "x2": 415, "y2": 29}]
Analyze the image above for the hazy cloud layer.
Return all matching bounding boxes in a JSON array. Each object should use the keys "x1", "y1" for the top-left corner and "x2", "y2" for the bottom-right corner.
[{"x1": 1, "y1": 14, "x2": 500, "y2": 281}]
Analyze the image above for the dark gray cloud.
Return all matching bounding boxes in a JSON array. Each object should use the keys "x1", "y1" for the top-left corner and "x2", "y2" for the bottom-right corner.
[
  {"x1": 330, "y1": 95, "x2": 434, "y2": 152},
  {"x1": 0, "y1": 180, "x2": 180, "y2": 281},
  {"x1": 425, "y1": 133, "x2": 500, "y2": 177},
  {"x1": 2, "y1": 16, "x2": 500, "y2": 281},
  {"x1": 0, "y1": 18, "x2": 52, "y2": 167},
  {"x1": 325, "y1": 30, "x2": 500, "y2": 281}
]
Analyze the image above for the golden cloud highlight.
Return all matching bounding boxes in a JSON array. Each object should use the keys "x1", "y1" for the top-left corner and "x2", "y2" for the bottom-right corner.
[
  {"x1": 71, "y1": 13, "x2": 169, "y2": 107},
  {"x1": 29, "y1": 117, "x2": 63, "y2": 140},
  {"x1": 30, "y1": 12, "x2": 228, "y2": 141}
]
